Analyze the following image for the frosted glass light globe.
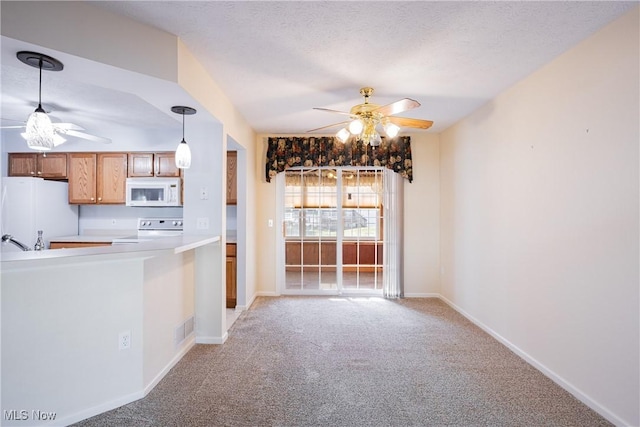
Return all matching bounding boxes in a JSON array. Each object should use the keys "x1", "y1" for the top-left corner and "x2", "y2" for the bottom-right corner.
[{"x1": 175, "y1": 140, "x2": 192, "y2": 169}]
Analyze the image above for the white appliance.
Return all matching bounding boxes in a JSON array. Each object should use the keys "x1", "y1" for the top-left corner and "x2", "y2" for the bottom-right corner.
[
  {"x1": 125, "y1": 178, "x2": 181, "y2": 207},
  {"x1": 112, "y1": 217, "x2": 183, "y2": 244},
  {"x1": 1, "y1": 177, "x2": 78, "y2": 252}
]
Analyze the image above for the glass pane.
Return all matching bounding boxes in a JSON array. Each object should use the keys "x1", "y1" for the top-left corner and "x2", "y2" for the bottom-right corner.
[
  {"x1": 130, "y1": 188, "x2": 163, "y2": 202},
  {"x1": 284, "y1": 208, "x2": 301, "y2": 238},
  {"x1": 303, "y1": 209, "x2": 320, "y2": 237}
]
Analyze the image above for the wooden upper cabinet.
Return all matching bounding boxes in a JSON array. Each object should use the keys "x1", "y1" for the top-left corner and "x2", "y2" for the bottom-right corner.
[
  {"x1": 227, "y1": 151, "x2": 237, "y2": 205},
  {"x1": 68, "y1": 152, "x2": 127, "y2": 204},
  {"x1": 154, "y1": 152, "x2": 180, "y2": 177},
  {"x1": 97, "y1": 153, "x2": 128, "y2": 204},
  {"x1": 8, "y1": 153, "x2": 37, "y2": 176},
  {"x1": 8, "y1": 153, "x2": 67, "y2": 178},
  {"x1": 127, "y1": 152, "x2": 179, "y2": 177},
  {"x1": 128, "y1": 153, "x2": 154, "y2": 177},
  {"x1": 68, "y1": 153, "x2": 97, "y2": 204},
  {"x1": 37, "y1": 153, "x2": 68, "y2": 178}
]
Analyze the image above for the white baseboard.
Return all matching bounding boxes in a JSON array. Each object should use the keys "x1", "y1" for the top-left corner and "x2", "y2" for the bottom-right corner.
[
  {"x1": 58, "y1": 337, "x2": 197, "y2": 426},
  {"x1": 256, "y1": 291, "x2": 279, "y2": 297},
  {"x1": 196, "y1": 332, "x2": 228, "y2": 344},
  {"x1": 143, "y1": 337, "x2": 196, "y2": 395},
  {"x1": 404, "y1": 292, "x2": 440, "y2": 298},
  {"x1": 438, "y1": 295, "x2": 626, "y2": 427},
  {"x1": 57, "y1": 390, "x2": 145, "y2": 426}
]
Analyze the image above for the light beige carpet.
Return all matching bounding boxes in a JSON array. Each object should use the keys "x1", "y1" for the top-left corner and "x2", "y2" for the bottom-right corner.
[{"x1": 76, "y1": 296, "x2": 611, "y2": 426}]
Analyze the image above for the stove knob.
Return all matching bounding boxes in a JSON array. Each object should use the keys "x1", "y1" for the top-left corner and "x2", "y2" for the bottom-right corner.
[
  {"x1": 178, "y1": 221, "x2": 183, "y2": 226},
  {"x1": 173, "y1": 221, "x2": 178, "y2": 226}
]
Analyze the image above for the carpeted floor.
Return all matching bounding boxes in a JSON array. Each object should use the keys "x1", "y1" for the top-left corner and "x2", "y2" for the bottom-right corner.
[{"x1": 75, "y1": 296, "x2": 611, "y2": 426}]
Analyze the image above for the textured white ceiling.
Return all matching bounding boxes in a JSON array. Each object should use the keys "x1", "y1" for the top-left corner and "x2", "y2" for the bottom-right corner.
[{"x1": 2, "y1": 1, "x2": 637, "y2": 139}]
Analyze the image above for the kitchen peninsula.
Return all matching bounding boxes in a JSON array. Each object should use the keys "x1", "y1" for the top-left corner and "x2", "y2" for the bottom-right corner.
[{"x1": 1, "y1": 234, "x2": 224, "y2": 426}]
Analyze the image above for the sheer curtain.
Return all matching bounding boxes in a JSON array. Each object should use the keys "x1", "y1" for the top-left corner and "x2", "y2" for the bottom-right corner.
[{"x1": 382, "y1": 168, "x2": 404, "y2": 298}]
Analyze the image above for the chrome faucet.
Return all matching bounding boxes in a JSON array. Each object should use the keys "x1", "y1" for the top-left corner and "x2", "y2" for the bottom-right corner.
[{"x1": 1, "y1": 234, "x2": 32, "y2": 251}]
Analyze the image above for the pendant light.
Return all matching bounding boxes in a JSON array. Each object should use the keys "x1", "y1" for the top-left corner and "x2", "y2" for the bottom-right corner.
[
  {"x1": 171, "y1": 106, "x2": 197, "y2": 169},
  {"x1": 16, "y1": 51, "x2": 64, "y2": 151}
]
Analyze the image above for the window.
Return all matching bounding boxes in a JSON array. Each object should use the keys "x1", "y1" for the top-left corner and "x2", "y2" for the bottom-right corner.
[{"x1": 284, "y1": 169, "x2": 382, "y2": 240}]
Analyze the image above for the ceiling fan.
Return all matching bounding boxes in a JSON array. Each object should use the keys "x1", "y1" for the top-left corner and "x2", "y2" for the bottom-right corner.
[
  {"x1": 1, "y1": 117, "x2": 112, "y2": 146},
  {"x1": 309, "y1": 87, "x2": 433, "y2": 146},
  {"x1": 1, "y1": 51, "x2": 112, "y2": 150}
]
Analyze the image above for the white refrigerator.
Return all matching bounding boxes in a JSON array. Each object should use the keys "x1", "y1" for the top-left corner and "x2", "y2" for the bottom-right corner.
[{"x1": 1, "y1": 177, "x2": 78, "y2": 252}]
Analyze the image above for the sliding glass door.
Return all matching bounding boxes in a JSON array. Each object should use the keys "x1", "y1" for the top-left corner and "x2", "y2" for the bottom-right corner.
[{"x1": 281, "y1": 168, "x2": 384, "y2": 294}]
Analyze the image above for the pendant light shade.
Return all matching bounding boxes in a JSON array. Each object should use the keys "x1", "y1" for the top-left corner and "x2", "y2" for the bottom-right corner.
[
  {"x1": 16, "y1": 51, "x2": 64, "y2": 151},
  {"x1": 175, "y1": 139, "x2": 192, "y2": 169},
  {"x1": 171, "y1": 106, "x2": 197, "y2": 169},
  {"x1": 24, "y1": 108, "x2": 54, "y2": 151}
]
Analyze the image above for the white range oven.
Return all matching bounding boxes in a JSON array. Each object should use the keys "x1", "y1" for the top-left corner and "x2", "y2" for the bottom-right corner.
[{"x1": 112, "y1": 217, "x2": 183, "y2": 244}]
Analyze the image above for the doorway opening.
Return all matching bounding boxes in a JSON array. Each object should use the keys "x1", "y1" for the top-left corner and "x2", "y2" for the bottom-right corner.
[{"x1": 279, "y1": 168, "x2": 384, "y2": 295}]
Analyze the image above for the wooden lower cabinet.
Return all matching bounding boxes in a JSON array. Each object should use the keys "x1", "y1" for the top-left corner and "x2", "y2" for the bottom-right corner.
[
  {"x1": 226, "y1": 243, "x2": 237, "y2": 308},
  {"x1": 49, "y1": 241, "x2": 112, "y2": 249}
]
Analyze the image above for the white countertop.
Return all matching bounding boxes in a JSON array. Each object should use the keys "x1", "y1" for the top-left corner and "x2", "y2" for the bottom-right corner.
[
  {"x1": 50, "y1": 234, "x2": 133, "y2": 243},
  {"x1": 1, "y1": 234, "x2": 221, "y2": 264}
]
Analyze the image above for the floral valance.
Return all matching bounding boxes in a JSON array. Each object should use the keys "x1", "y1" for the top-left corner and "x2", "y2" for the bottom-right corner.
[{"x1": 265, "y1": 136, "x2": 413, "y2": 182}]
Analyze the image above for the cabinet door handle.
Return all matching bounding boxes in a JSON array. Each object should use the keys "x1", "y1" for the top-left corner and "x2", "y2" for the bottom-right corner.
[
  {"x1": 149, "y1": 171, "x2": 153, "y2": 175},
  {"x1": 30, "y1": 171, "x2": 35, "y2": 175},
  {"x1": 90, "y1": 197, "x2": 95, "y2": 201},
  {"x1": 37, "y1": 171, "x2": 42, "y2": 175},
  {"x1": 98, "y1": 197, "x2": 102, "y2": 201}
]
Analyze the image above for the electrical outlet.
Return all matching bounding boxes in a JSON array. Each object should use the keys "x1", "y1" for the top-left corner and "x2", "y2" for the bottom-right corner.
[
  {"x1": 196, "y1": 218, "x2": 209, "y2": 230},
  {"x1": 119, "y1": 330, "x2": 131, "y2": 350},
  {"x1": 268, "y1": 219, "x2": 273, "y2": 227},
  {"x1": 200, "y1": 187, "x2": 208, "y2": 200}
]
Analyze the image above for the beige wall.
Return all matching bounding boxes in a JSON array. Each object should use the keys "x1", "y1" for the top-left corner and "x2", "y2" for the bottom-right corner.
[
  {"x1": 439, "y1": 9, "x2": 639, "y2": 426},
  {"x1": 403, "y1": 133, "x2": 440, "y2": 296},
  {"x1": 254, "y1": 133, "x2": 441, "y2": 297}
]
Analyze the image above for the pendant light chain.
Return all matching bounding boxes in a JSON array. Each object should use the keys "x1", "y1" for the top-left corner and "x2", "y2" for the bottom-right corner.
[{"x1": 37, "y1": 58, "x2": 44, "y2": 111}]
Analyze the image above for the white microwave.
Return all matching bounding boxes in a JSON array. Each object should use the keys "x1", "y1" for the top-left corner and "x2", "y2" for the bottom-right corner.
[{"x1": 125, "y1": 178, "x2": 181, "y2": 207}]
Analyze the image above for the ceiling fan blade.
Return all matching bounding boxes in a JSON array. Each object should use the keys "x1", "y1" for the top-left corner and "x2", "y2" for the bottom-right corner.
[
  {"x1": 312, "y1": 107, "x2": 354, "y2": 117},
  {"x1": 64, "y1": 129, "x2": 112, "y2": 144},
  {"x1": 53, "y1": 123, "x2": 84, "y2": 131},
  {"x1": 373, "y1": 98, "x2": 421, "y2": 116},
  {"x1": 307, "y1": 121, "x2": 350, "y2": 133},
  {"x1": 387, "y1": 116, "x2": 434, "y2": 130}
]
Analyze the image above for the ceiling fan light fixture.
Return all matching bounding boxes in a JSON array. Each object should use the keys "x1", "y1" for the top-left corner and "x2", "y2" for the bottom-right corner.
[
  {"x1": 370, "y1": 132, "x2": 382, "y2": 147},
  {"x1": 16, "y1": 51, "x2": 64, "y2": 151},
  {"x1": 171, "y1": 105, "x2": 197, "y2": 170},
  {"x1": 384, "y1": 122, "x2": 400, "y2": 138},
  {"x1": 336, "y1": 128, "x2": 350, "y2": 143},
  {"x1": 348, "y1": 119, "x2": 363, "y2": 135},
  {"x1": 22, "y1": 109, "x2": 54, "y2": 151}
]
